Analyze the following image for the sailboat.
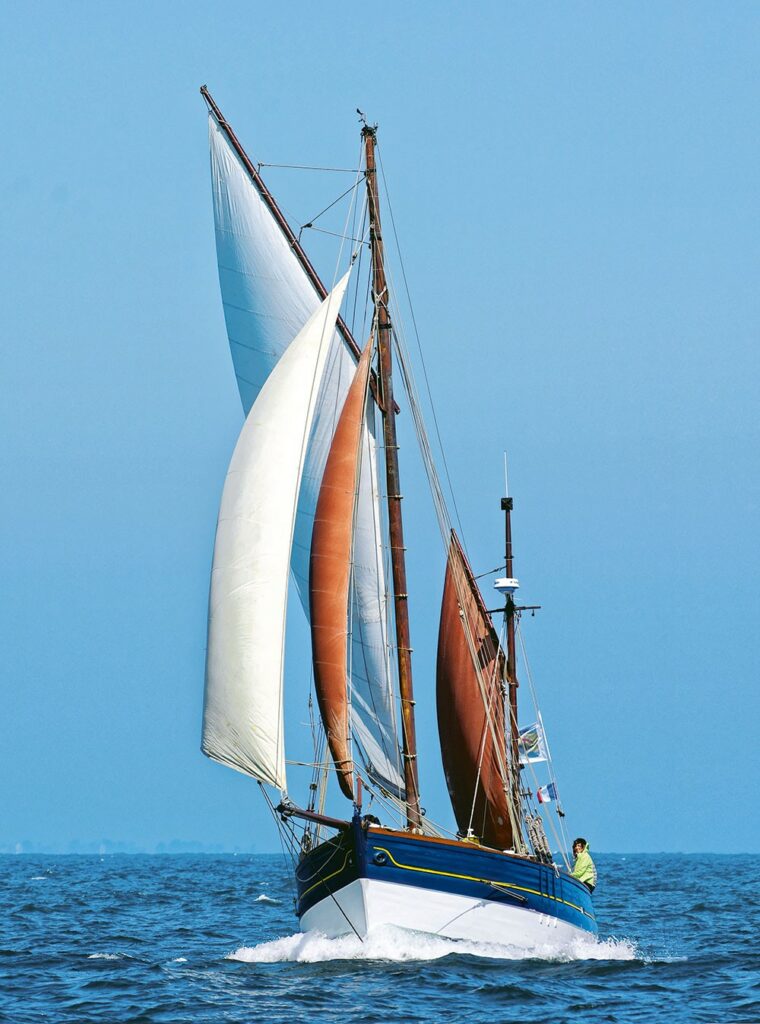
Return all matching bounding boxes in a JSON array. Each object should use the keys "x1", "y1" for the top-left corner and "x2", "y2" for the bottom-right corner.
[{"x1": 200, "y1": 86, "x2": 598, "y2": 948}]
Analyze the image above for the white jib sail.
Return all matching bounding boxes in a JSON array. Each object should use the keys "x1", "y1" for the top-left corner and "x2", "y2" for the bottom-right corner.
[
  {"x1": 208, "y1": 116, "x2": 404, "y2": 793},
  {"x1": 202, "y1": 272, "x2": 351, "y2": 789}
]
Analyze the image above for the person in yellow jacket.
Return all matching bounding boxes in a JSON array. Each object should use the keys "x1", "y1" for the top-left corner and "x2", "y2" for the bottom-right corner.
[{"x1": 571, "y1": 838, "x2": 597, "y2": 893}]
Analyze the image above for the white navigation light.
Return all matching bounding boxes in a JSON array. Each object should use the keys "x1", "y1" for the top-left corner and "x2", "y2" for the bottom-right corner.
[{"x1": 494, "y1": 577, "x2": 520, "y2": 594}]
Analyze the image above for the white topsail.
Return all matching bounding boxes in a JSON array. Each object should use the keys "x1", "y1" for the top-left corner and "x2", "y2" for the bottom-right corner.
[
  {"x1": 203, "y1": 273, "x2": 351, "y2": 788},
  {"x1": 207, "y1": 115, "x2": 404, "y2": 793}
]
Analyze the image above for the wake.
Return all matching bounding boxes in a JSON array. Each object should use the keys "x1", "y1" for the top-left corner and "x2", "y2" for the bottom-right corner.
[{"x1": 229, "y1": 924, "x2": 638, "y2": 964}]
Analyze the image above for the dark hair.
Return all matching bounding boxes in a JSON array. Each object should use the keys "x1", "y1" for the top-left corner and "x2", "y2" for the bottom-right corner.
[{"x1": 573, "y1": 837, "x2": 587, "y2": 849}]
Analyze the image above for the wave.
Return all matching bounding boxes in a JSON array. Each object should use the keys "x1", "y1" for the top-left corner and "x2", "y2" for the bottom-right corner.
[
  {"x1": 254, "y1": 893, "x2": 280, "y2": 904},
  {"x1": 229, "y1": 925, "x2": 638, "y2": 964}
]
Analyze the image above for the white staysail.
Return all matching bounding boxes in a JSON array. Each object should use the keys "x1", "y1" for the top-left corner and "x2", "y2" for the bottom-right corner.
[
  {"x1": 202, "y1": 273, "x2": 351, "y2": 788},
  {"x1": 208, "y1": 116, "x2": 404, "y2": 793}
]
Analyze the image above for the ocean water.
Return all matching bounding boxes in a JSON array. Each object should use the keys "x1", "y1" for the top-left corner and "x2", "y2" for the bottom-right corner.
[{"x1": 1, "y1": 853, "x2": 757, "y2": 1023}]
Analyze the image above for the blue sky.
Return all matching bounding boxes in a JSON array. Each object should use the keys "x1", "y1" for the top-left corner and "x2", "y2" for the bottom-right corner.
[{"x1": 2, "y1": 1, "x2": 758, "y2": 853}]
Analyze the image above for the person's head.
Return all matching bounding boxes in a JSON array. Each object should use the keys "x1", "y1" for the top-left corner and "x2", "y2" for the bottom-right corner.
[{"x1": 572, "y1": 837, "x2": 587, "y2": 855}]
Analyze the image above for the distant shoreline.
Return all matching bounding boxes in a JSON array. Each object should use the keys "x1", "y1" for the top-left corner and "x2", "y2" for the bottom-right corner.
[{"x1": 2, "y1": 849, "x2": 756, "y2": 857}]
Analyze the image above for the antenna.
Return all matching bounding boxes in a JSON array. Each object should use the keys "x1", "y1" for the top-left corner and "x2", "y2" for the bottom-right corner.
[{"x1": 504, "y1": 451, "x2": 510, "y2": 499}]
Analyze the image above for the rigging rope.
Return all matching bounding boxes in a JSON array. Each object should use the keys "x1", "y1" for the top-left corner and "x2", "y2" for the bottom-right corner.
[
  {"x1": 506, "y1": 694, "x2": 567, "y2": 866},
  {"x1": 260, "y1": 784, "x2": 299, "y2": 907},
  {"x1": 300, "y1": 226, "x2": 368, "y2": 245},
  {"x1": 388, "y1": 311, "x2": 525, "y2": 850},
  {"x1": 298, "y1": 178, "x2": 366, "y2": 238},
  {"x1": 325, "y1": 138, "x2": 407, "y2": 816},
  {"x1": 268, "y1": 797, "x2": 365, "y2": 943},
  {"x1": 259, "y1": 162, "x2": 360, "y2": 173},
  {"x1": 280, "y1": 148, "x2": 365, "y2": 813},
  {"x1": 370, "y1": 144, "x2": 529, "y2": 852},
  {"x1": 466, "y1": 616, "x2": 506, "y2": 834},
  {"x1": 516, "y1": 625, "x2": 572, "y2": 867},
  {"x1": 376, "y1": 148, "x2": 466, "y2": 546},
  {"x1": 278, "y1": 138, "x2": 564, "y2": 866}
]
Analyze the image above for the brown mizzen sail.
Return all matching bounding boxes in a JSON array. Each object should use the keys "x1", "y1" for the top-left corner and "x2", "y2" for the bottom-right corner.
[
  {"x1": 309, "y1": 341, "x2": 374, "y2": 800},
  {"x1": 436, "y1": 531, "x2": 514, "y2": 850}
]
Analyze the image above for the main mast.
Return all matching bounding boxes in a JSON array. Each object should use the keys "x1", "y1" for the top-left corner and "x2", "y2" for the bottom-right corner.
[{"x1": 363, "y1": 125, "x2": 422, "y2": 830}]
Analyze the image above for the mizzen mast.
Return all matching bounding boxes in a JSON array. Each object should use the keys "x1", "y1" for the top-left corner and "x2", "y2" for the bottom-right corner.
[
  {"x1": 501, "y1": 494, "x2": 522, "y2": 824},
  {"x1": 362, "y1": 124, "x2": 422, "y2": 830}
]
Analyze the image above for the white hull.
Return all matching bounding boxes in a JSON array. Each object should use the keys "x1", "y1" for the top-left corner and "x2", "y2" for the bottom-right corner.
[{"x1": 300, "y1": 877, "x2": 591, "y2": 948}]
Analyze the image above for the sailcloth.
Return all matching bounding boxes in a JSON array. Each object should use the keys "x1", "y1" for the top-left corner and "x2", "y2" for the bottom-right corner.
[
  {"x1": 202, "y1": 273, "x2": 351, "y2": 789},
  {"x1": 208, "y1": 115, "x2": 403, "y2": 793},
  {"x1": 310, "y1": 340, "x2": 374, "y2": 801},
  {"x1": 437, "y1": 531, "x2": 514, "y2": 849}
]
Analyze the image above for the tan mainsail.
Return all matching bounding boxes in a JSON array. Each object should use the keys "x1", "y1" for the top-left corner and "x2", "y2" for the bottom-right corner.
[
  {"x1": 436, "y1": 531, "x2": 514, "y2": 849},
  {"x1": 309, "y1": 341, "x2": 374, "y2": 800}
]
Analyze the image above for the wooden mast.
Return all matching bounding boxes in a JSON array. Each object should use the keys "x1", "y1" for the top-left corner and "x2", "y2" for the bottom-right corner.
[
  {"x1": 362, "y1": 124, "x2": 421, "y2": 830},
  {"x1": 501, "y1": 496, "x2": 522, "y2": 825}
]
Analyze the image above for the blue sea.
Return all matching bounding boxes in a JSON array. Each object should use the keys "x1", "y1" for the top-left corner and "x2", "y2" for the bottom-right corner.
[{"x1": 1, "y1": 853, "x2": 757, "y2": 1023}]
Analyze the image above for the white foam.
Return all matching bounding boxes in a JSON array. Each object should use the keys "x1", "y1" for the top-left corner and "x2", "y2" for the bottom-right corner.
[
  {"x1": 87, "y1": 953, "x2": 121, "y2": 961},
  {"x1": 172, "y1": 957, "x2": 188, "y2": 963},
  {"x1": 229, "y1": 925, "x2": 638, "y2": 964},
  {"x1": 30, "y1": 876, "x2": 47, "y2": 881},
  {"x1": 254, "y1": 893, "x2": 279, "y2": 904}
]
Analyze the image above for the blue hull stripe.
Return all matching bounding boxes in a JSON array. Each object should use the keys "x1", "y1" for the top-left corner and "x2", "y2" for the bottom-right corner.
[
  {"x1": 371, "y1": 844, "x2": 591, "y2": 918},
  {"x1": 296, "y1": 819, "x2": 597, "y2": 935}
]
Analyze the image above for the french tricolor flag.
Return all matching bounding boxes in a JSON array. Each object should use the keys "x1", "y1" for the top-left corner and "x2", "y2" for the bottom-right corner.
[{"x1": 537, "y1": 783, "x2": 558, "y2": 804}]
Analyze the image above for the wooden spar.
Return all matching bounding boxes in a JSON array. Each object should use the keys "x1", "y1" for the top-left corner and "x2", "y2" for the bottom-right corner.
[
  {"x1": 200, "y1": 85, "x2": 363, "y2": 362},
  {"x1": 201, "y1": 85, "x2": 396, "y2": 412},
  {"x1": 276, "y1": 802, "x2": 349, "y2": 831},
  {"x1": 502, "y1": 496, "x2": 522, "y2": 823},
  {"x1": 362, "y1": 125, "x2": 422, "y2": 831}
]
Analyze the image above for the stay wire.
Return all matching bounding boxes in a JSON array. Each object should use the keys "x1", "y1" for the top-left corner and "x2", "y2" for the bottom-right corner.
[
  {"x1": 466, "y1": 615, "x2": 509, "y2": 837},
  {"x1": 505, "y1": 693, "x2": 567, "y2": 868},
  {"x1": 260, "y1": 785, "x2": 299, "y2": 906},
  {"x1": 299, "y1": 178, "x2": 366, "y2": 234},
  {"x1": 376, "y1": 146, "x2": 466, "y2": 546},
  {"x1": 516, "y1": 625, "x2": 572, "y2": 866},
  {"x1": 259, "y1": 162, "x2": 360, "y2": 173},
  {"x1": 320, "y1": 140, "x2": 404, "y2": 819},
  {"x1": 475, "y1": 564, "x2": 507, "y2": 581},
  {"x1": 392, "y1": 325, "x2": 524, "y2": 849},
  {"x1": 302, "y1": 226, "x2": 367, "y2": 245},
  {"x1": 279, "y1": 154, "x2": 365, "y2": 791},
  {"x1": 268, "y1": 805, "x2": 364, "y2": 943},
  {"x1": 375, "y1": 149, "x2": 528, "y2": 849}
]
